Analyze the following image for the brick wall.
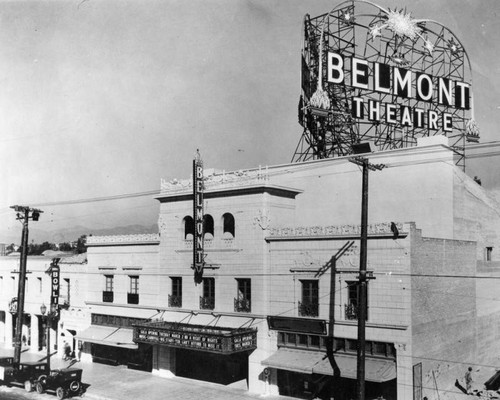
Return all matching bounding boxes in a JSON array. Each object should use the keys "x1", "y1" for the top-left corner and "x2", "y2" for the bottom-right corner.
[{"x1": 411, "y1": 231, "x2": 476, "y2": 398}]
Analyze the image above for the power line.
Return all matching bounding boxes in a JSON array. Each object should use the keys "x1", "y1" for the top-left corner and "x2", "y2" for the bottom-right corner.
[
  {"x1": 2, "y1": 140, "x2": 500, "y2": 211},
  {"x1": 29, "y1": 189, "x2": 160, "y2": 207}
]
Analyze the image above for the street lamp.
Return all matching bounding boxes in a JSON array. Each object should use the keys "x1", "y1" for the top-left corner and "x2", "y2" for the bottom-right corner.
[{"x1": 40, "y1": 303, "x2": 57, "y2": 371}]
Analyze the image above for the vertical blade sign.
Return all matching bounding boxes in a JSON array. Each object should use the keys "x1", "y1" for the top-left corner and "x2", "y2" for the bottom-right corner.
[
  {"x1": 193, "y1": 151, "x2": 204, "y2": 283},
  {"x1": 50, "y1": 258, "x2": 60, "y2": 308}
]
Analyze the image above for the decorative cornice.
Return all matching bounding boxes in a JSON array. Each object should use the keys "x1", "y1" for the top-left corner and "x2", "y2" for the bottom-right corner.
[
  {"x1": 87, "y1": 234, "x2": 160, "y2": 246},
  {"x1": 160, "y1": 167, "x2": 269, "y2": 195}
]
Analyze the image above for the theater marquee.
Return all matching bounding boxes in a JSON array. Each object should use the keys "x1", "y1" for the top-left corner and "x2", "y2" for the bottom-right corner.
[{"x1": 133, "y1": 321, "x2": 257, "y2": 354}]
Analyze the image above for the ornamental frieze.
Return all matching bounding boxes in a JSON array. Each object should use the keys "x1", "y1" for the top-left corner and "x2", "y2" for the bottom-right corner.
[
  {"x1": 87, "y1": 234, "x2": 160, "y2": 245},
  {"x1": 268, "y1": 222, "x2": 403, "y2": 237}
]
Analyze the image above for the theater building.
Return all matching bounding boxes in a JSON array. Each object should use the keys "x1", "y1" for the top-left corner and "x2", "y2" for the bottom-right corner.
[
  {"x1": 73, "y1": 136, "x2": 500, "y2": 399},
  {"x1": 2, "y1": 138, "x2": 500, "y2": 399}
]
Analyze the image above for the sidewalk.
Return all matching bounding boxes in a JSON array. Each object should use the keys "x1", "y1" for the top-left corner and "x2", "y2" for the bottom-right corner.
[{"x1": 0, "y1": 345, "x2": 296, "y2": 400}]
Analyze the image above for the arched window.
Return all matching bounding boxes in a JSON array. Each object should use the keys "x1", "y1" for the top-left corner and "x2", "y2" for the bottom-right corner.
[
  {"x1": 222, "y1": 213, "x2": 235, "y2": 238},
  {"x1": 203, "y1": 215, "x2": 214, "y2": 238},
  {"x1": 183, "y1": 216, "x2": 194, "y2": 239}
]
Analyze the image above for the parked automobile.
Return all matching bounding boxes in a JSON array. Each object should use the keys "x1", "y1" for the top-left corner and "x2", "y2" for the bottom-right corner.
[
  {"x1": 0, "y1": 361, "x2": 49, "y2": 392},
  {"x1": 0, "y1": 356, "x2": 13, "y2": 366},
  {"x1": 36, "y1": 368, "x2": 84, "y2": 399},
  {"x1": 0, "y1": 357, "x2": 14, "y2": 384}
]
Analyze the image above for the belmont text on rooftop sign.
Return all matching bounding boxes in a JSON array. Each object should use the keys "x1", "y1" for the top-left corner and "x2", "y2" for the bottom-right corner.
[{"x1": 327, "y1": 52, "x2": 470, "y2": 131}]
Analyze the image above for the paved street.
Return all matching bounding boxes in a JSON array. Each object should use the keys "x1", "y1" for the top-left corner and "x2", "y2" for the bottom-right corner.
[{"x1": 0, "y1": 346, "x2": 295, "y2": 400}]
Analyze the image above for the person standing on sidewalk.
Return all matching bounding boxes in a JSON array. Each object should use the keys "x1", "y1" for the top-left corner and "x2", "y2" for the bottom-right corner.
[{"x1": 465, "y1": 366, "x2": 473, "y2": 394}]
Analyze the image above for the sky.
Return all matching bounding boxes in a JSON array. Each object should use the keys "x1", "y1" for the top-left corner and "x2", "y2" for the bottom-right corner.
[{"x1": 1, "y1": 0, "x2": 500, "y2": 244}]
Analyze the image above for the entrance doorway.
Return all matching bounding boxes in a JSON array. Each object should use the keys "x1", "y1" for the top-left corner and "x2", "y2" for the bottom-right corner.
[{"x1": 176, "y1": 348, "x2": 249, "y2": 386}]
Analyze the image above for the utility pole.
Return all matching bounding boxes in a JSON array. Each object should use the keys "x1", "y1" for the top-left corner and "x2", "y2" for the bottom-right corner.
[
  {"x1": 316, "y1": 241, "x2": 354, "y2": 400},
  {"x1": 349, "y1": 146, "x2": 384, "y2": 400},
  {"x1": 10, "y1": 205, "x2": 42, "y2": 366}
]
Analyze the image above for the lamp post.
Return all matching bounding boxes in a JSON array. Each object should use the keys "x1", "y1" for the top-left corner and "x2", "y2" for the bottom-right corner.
[
  {"x1": 40, "y1": 303, "x2": 57, "y2": 371},
  {"x1": 10, "y1": 205, "x2": 43, "y2": 367}
]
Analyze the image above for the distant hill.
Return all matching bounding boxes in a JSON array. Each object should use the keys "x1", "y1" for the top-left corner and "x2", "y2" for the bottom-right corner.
[{"x1": 0, "y1": 224, "x2": 158, "y2": 246}]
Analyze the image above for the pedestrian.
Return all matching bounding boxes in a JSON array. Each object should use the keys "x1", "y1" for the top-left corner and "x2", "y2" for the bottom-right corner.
[
  {"x1": 465, "y1": 366, "x2": 473, "y2": 394},
  {"x1": 63, "y1": 341, "x2": 71, "y2": 360}
]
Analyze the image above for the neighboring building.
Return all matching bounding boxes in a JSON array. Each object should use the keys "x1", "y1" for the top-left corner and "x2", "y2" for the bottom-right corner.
[
  {"x1": 0, "y1": 253, "x2": 89, "y2": 359},
  {"x1": 76, "y1": 234, "x2": 159, "y2": 370},
  {"x1": 1, "y1": 137, "x2": 500, "y2": 400}
]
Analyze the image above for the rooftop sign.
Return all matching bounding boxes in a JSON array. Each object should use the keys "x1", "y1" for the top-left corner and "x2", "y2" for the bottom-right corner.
[{"x1": 294, "y1": 0, "x2": 478, "y2": 169}]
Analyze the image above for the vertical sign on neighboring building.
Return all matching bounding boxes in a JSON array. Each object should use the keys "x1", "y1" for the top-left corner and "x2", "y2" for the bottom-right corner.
[
  {"x1": 50, "y1": 258, "x2": 60, "y2": 308},
  {"x1": 193, "y1": 150, "x2": 204, "y2": 284}
]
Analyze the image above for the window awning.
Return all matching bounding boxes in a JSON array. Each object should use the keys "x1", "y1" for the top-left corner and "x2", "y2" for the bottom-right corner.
[
  {"x1": 76, "y1": 325, "x2": 138, "y2": 350},
  {"x1": 313, "y1": 353, "x2": 396, "y2": 382},
  {"x1": 261, "y1": 349, "x2": 396, "y2": 383},
  {"x1": 261, "y1": 348, "x2": 325, "y2": 374}
]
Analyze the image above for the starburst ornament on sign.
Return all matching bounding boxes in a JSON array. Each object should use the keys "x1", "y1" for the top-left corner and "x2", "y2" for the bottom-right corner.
[
  {"x1": 367, "y1": 6, "x2": 439, "y2": 57},
  {"x1": 341, "y1": 10, "x2": 355, "y2": 25},
  {"x1": 447, "y1": 37, "x2": 460, "y2": 55},
  {"x1": 385, "y1": 8, "x2": 421, "y2": 40}
]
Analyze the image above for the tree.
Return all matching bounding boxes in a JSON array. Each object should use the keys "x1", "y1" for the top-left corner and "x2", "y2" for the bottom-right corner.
[
  {"x1": 58, "y1": 242, "x2": 73, "y2": 252},
  {"x1": 76, "y1": 235, "x2": 87, "y2": 254},
  {"x1": 6, "y1": 243, "x2": 17, "y2": 253},
  {"x1": 27, "y1": 241, "x2": 56, "y2": 255}
]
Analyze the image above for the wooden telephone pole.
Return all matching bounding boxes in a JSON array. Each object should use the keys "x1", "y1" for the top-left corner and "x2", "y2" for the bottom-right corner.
[
  {"x1": 10, "y1": 205, "x2": 43, "y2": 366},
  {"x1": 349, "y1": 146, "x2": 385, "y2": 400}
]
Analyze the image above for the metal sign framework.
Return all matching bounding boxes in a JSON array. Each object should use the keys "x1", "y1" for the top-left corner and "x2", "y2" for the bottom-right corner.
[{"x1": 293, "y1": 0, "x2": 479, "y2": 170}]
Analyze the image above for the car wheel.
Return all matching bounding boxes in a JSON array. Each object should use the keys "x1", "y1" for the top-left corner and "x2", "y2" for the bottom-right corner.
[
  {"x1": 24, "y1": 380, "x2": 33, "y2": 392},
  {"x1": 36, "y1": 381, "x2": 44, "y2": 394},
  {"x1": 56, "y1": 386, "x2": 65, "y2": 399},
  {"x1": 69, "y1": 380, "x2": 80, "y2": 392}
]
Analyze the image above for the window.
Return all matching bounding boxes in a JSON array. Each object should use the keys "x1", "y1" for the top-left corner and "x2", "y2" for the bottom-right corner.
[
  {"x1": 345, "y1": 281, "x2": 368, "y2": 320},
  {"x1": 103, "y1": 275, "x2": 114, "y2": 303},
  {"x1": 37, "y1": 277, "x2": 42, "y2": 293},
  {"x1": 130, "y1": 276, "x2": 139, "y2": 294},
  {"x1": 235, "y1": 279, "x2": 251, "y2": 312},
  {"x1": 222, "y1": 213, "x2": 235, "y2": 238},
  {"x1": 105, "y1": 275, "x2": 114, "y2": 291},
  {"x1": 11, "y1": 277, "x2": 15, "y2": 293},
  {"x1": 203, "y1": 214, "x2": 214, "y2": 238},
  {"x1": 169, "y1": 277, "x2": 182, "y2": 307},
  {"x1": 299, "y1": 280, "x2": 319, "y2": 317},
  {"x1": 183, "y1": 216, "x2": 194, "y2": 239},
  {"x1": 128, "y1": 276, "x2": 139, "y2": 304},
  {"x1": 200, "y1": 278, "x2": 215, "y2": 310},
  {"x1": 486, "y1": 247, "x2": 493, "y2": 261}
]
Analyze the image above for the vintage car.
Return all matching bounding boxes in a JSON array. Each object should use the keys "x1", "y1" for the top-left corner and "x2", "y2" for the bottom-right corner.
[
  {"x1": 36, "y1": 368, "x2": 84, "y2": 399},
  {"x1": 0, "y1": 356, "x2": 14, "y2": 367},
  {"x1": 0, "y1": 361, "x2": 49, "y2": 392}
]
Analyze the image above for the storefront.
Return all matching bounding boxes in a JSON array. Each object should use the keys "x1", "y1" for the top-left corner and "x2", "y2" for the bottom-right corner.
[
  {"x1": 263, "y1": 347, "x2": 397, "y2": 399},
  {"x1": 76, "y1": 314, "x2": 152, "y2": 371},
  {"x1": 133, "y1": 320, "x2": 257, "y2": 385},
  {"x1": 263, "y1": 316, "x2": 397, "y2": 400}
]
